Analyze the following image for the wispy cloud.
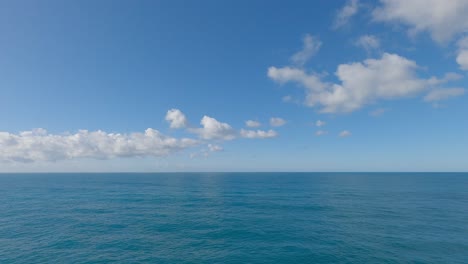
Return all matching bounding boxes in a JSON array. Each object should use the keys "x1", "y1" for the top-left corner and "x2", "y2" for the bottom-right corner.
[
  {"x1": 339, "y1": 130, "x2": 352, "y2": 137},
  {"x1": 369, "y1": 108, "x2": 388, "y2": 117},
  {"x1": 270, "y1": 117, "x2": 287, "y2": 127},
  {"x1": 315, "y1": 130, "x2": 328, "y2": 136},
  {"x1": 355, "y1": 35, "x2": 380, "y2": 53},
  {"x1": 316, "y1": 120, "x2": 326, "y2": 127},
  {"x1": 424, "y1": 88, "x2": 465, "y2": 102},
  {"x1": 290, "y1": 34, "x2": 322, "y2": 66},
  {"x1": 333, "y1": 0, "x2": 359, "y2": 29}
]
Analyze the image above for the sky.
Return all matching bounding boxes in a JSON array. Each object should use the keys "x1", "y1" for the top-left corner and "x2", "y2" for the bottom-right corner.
[{"x1": 0, "y1": 0, "x2": 467, "y2": 172}]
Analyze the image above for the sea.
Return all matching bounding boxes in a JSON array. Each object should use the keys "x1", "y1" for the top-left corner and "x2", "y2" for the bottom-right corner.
[{"x1": 0, "y1": 173, "x2": 467, "y2": 263}]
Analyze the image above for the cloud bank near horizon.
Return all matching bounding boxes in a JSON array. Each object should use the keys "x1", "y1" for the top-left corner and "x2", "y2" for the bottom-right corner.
[{"x1": 0, "y1": 109, "x2": 279, "y2": 163}]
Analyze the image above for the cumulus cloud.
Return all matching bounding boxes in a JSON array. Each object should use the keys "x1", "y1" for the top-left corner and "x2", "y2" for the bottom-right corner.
[
  {"x1": 315, "y1": 130, "x2": 327, "y2": 136},
  {"x1": 191, "y1": 116, "x2": 237, "y2": 140},
  {"x1": 373, "y1": 0, "x2": 468, "y2": 43},
  {"x1": 270, "y1": 117, "x2": 287, "y2": 127},
  {"x1": 245, "y1": 120, "x2": 261, "y2": 128},
  {"x1": 291, "y1": 34, "x2": 322, "y2": 66},
  {"x1": 424, "y1": 88, "x2": 465, "y2": 102},
  {"x1": 1, "y1": 109, "x2": 281, "y2": 163},
  {"x1": 183, "y1": 112, "x2": 281, "y2": 141},
  {"x1": 339, "y1": 130, "x2": 352, "y2": 137},
  {"x1": 316, "y1": 120, "x2": 326, "y2": 127},
  {"x1": 269, "y1": 53, "x2": 457, "y2": 113},
  {"x1": 333, "y1": 0, "x2": 360, "y2": 29},
  {"x1": 165, "y1": 109, "x2": 188, "y2": 129},
  {"x1": 456, "y1": 51, "x2": 468, "y2": 70},
  {"x1": 0, "y1": 128, "x2": 198, "y2": 163},
  {"x1": 456, "y1": 37, "x2": 468, "y2": 70},
  {"x1": 240, "y1": 129, "x2": 278, "y2": 139},
  {"x1": 355, "y1": 35, "x2": 380, "y2": 52}
]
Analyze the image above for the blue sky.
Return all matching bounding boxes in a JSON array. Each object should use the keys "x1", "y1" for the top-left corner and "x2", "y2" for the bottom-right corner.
[{"x1": 1, "y1": 0, "x2": 467, "y2": 172}]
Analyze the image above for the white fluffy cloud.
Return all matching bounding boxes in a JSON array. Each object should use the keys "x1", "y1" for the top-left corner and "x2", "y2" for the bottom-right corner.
[
  {"x1": 165, "y1": 109, "x2": 188, "y2": 129},
  {"x1": 270, "y1": 117, "x2": 287, "y2": 127},
  {"x1": 269, "y1": 53, "x2": 456, "y2": 113},
  {"x1": 240, "y1": 129, "x2": 278, "y2": 139},
  {"x1": 245, "y1": 120, "x2": 261, "y2": 128},
  {"x1": 373, "y1": 0, "x2": 468, "y2": 43},
  {"x1": 191, "y1": 116, "x2": 237, "y2": 140},
  {"x1": 0, "y1": 128, "x2": 198, "y2": 163},
  {"x1": 456, "y1": 37, "x2": 468, "y2": 70},
  {"x1": 355, "y1": 35, "x2": 380, "y2": 52},
  {"x1": 333, "y1": 0, "x2": 360, "y2": 29},
  {"x1": 424, "y1": 88, "x2": 465, "y2": 102},
  {"x1": 457, "y1": 51, "x2": 468, "y2": 70},
  {"x1": 372, "y1": 1, "x2": 468, "y2": 70},
  {"x1": 1, "y1": 109, "x2": 280, "y2": 163},
  {"x1": 291, "y1": 34, "x2": 322, "y2": 66},
  {"x1": 339, "y1": 130, "x2": 352, "y2": 137}
]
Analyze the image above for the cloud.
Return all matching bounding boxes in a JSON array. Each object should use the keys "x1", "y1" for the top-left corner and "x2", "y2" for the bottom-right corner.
[
  {"x1": 190, "y1": 144, "x2": 223, "y2": 159},
  {"x1": 315, "y1": 130, "x2": 328, "y2": 136},
  {"x1": 208, "y1": 144, "x2": 223, "y2": 152},
  {"x1": 282, "y1": 95, "x2": 293, "y2": 102},
  {"x1": 457, "y1": 51, "x2": 468, "y2": 70},
  {"x1": 269, "y1": 53, "x2": 457, "y2": 113},
  {"x1": 184, "y1": 112, "x2": 281, "y2": 141},
  {"x1": 427, "y1": 72, "x2": 463, "y2": 86},
  {"x1": 333, "y1": 0, "x2": 360, "y2": 29},
  {"x1": 240, "y1": 129, "x2": 278, "y2": 139},
  {"x1": 270, "y1": 117, "x2": 287, "y2": 127},
  {"x1": 456, "y1": 37, "x2": 468, "y2": 70},
  {"x1": 373, "y1": 0, "x2": 468, "y2": 43},
  {"x1": 0, "y1": 128, "x2": 199, "y2": 163},
  {"x1": 1, "y1": 109, "x2": 281, "y2": 163},
  {"x1": 268, "y1": 66, "x2": 327, "y2": 90},
  {"x1": 291, "y1": 34, "x2": 322, "y2": 66},
  {"x1": 245, "y1": 120, "x2": 261, "y2": 128},
  {"x1": 339, "y1": 130, "x2": 352, "y2": 137},
  {"x1": 424, "y1": 88, "x2": 465, "y2": 102},
  {"x1": 165, "y1": 109, "x2": 188, "y2": 129},
  {"x1": 369, "y1": 108, "x2": 388, "y2": 117},
  {"x1": 315, "y1": 120, "x2": 326, "y2": 127},
  {"x1": 355, "y1": 35, "x2": 380, "y2": 52},
  {"x1": 191, "y1": 116, "x2": 236, "y2": 140}
]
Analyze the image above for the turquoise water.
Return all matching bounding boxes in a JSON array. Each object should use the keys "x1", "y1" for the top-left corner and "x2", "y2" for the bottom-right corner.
[{"x1": 0, "y1": 173, "x2": 467, "y2": 263}]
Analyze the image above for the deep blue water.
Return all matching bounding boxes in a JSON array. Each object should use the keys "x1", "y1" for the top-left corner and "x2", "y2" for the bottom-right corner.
[{"x1": 0, "y1": 173, "x2": 467, "y2": 263}]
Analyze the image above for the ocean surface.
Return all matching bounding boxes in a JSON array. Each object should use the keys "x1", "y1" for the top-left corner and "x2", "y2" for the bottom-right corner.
[{"x1": 0, "y1": 173, "x2": 467, "y2": 263}]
